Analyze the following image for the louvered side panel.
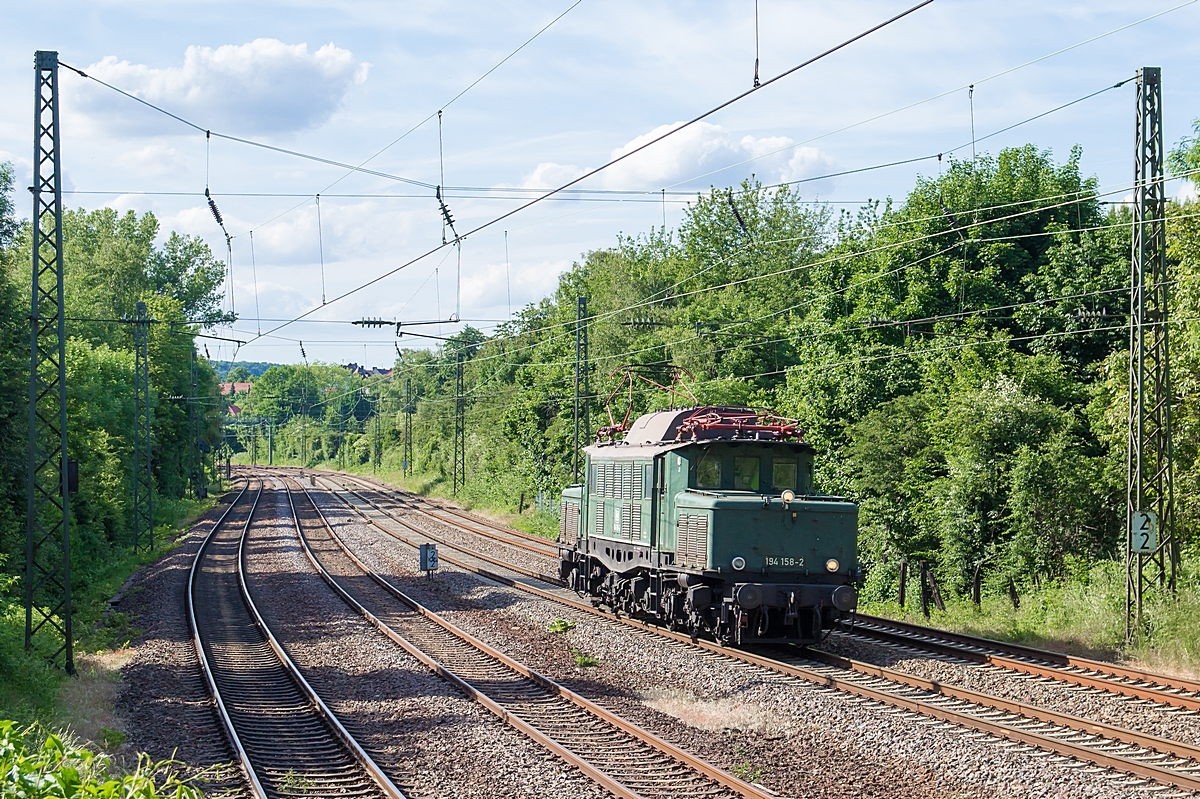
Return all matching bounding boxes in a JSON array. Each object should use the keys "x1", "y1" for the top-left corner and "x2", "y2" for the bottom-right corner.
[
  {"x1": 631, "y1": 503, "x2": 642, "y2": 543},
  {"x1": 677, "y1": 515, "x2": 689, "y2": 564},
  {"x1": 561, "y1": 502, "x2": 579, "y2": 545},
  {"x1": 695, "y1": 515, "x2": 709, "y2": 567},
  {"x1": 595, "y1": 502, "x2": 605, "y2": 537},
  {"x1": 620, "y1": 503, "x2": 632, "y2": 541}
]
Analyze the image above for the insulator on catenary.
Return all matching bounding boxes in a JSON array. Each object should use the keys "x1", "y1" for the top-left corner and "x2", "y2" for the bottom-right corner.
[{"x1": 205, "y1": 189, "x2": 225, "y2": 228}]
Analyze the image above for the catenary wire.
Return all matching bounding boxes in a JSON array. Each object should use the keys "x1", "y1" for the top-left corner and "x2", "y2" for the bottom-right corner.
[
  {"x1": 288, "y1": 195, "x2": 1187, "y2": 411},
  {"x1": 216, "y1": 2, "x2": 932, "y2": 348}
]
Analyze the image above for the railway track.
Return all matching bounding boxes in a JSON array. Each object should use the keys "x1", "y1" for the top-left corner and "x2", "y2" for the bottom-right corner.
[
  {"x1": 331, "y1": 471, "x2": 555, "y2": 554},
  {"x1": 328, "y1": 470, "x2": 1200, "y2": 714},
  {"x1": 281, "y1": 473, "x2": 774, "y2": 799},
  {"x1": 188, "y1": 477, "x2": 406, "y2": 799},
  {"x1": 840, "y1": 614, "x2": 1200, "y2": 713},
  {"x1": 308, "y1": 471, "x2": 1200, "y2": 796}
]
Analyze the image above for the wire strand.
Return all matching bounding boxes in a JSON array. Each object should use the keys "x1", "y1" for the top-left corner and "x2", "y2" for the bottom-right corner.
[{"x1": 244, "y1": 1, "x2": 933, "y2": 345}]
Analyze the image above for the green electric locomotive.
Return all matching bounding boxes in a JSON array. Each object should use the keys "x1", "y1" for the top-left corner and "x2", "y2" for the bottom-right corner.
[{"x1": 557, "y1": 406, "x2": 859, "y2": 645}]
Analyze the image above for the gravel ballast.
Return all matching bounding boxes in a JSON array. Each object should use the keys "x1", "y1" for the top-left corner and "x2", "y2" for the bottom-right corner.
[
  {"x1": 111, "y1": 488, "x2": 249, "y2": 796},
  {"x1": 307, "y1": 481, "x2": 1168, "y2": 799},
  {"x1": 242, "y1": 482, "x2": 613, "y2": 799}
]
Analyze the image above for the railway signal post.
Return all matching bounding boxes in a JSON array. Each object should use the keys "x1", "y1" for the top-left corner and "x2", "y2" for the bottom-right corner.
[
  {"x1": 1126, "y1": 66, "x2": 1177, "y2": 639},
  {"x1": 25, "y1": 50, "x2": 74, "y2": 673}
]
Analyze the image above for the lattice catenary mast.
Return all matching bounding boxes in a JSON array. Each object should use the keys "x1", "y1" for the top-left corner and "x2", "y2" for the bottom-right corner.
[
  {"x1": 452, "y1": 352, "x2": 465, "y2": 494},
  {"x1": 132, "y1": 301, "x2": 153, "y2": 551},
  {"x1": 25, "y1": 50, "x2": 73, "y2": 673},
  {"x1": 574, "y1": 296, "x2": 590, "y2": 482},
  {"x1": 403, "y1": 378, "x2": 414, "y2": 476},
  {"x1": 1126, "y1": 66, "x2": 1177, "y2": 639}
]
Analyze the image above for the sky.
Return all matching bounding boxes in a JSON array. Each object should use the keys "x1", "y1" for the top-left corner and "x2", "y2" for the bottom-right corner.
[{"x1": 2, "y1": 0, "x2": 1199, "y2": 368}]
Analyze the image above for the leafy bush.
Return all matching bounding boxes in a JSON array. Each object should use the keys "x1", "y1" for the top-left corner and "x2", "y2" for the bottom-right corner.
[
  {"x1": 546, "y1": 618, "x2": 576, "y2": 634},
  {"x1": 571, "y1": 649, "x2": 599, "y2": 667},
  {"x1": 0, "y1": 720, "x2": 202, "y2": 799}
]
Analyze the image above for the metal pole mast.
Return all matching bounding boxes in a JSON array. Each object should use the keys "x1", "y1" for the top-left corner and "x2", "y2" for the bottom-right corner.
[
  {"x1": 453, "y1": 351, "x2": 465, "y2": 494},
  {"x1": 26, "y1": 50, "x2": 73, "y2": 673},
  {"x1": 404, "y1": 378, "x2": 413, "y2": 476},
  {"x1": 188, "y1": 351, "x2": 199, "y2": 497},
  {"x1": 582, "y1": 299, "x2": 590, "y2": 448},
  {"x1": 1126, "y1": 66, "x2": 1176, "y2": 640},
  {"x1": 373, "y1": 394, "x2": 382, "y2": 473},
  {"x1": 574, "y1": 296, "x2": 585, "y2": 482},
  {"x1": 132, "y1": 301, "x2": 153, "y2": 552}
]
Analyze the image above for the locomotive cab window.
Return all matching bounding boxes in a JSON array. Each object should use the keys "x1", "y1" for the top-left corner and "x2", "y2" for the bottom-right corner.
[
  {"x1": 772, "y1": 459, "x2": 797, "y2": 492},
  {"x1": 734, "y1": 457, "x2": 760, "y2": 491},
  {"x1": 696, "y1": 450, "x2": 722, "y2": 489}
]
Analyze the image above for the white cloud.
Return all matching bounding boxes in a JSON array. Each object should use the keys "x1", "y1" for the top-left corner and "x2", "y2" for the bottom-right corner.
[
  {"x1": 460, "y1": 256, "x2": 565, "y2": 316},
  {"x1": 1177, "y1": 181, "x2": 1199, "y2": 205},
  {"x1": 782, "y1": 146, "x2": 836, "y2": 184},
  {"x1": 71, "y1": 39, "x2": 369, "y2": 135},
  {"x1": 518, "y1": 122, "x2": 833, "y2": 193},
  {"x1": 117, "y1": 144, "x2": 187, "y2": 177},
  {"x1": 521, "y1": 162, "x2": 587, "y2": 189}
]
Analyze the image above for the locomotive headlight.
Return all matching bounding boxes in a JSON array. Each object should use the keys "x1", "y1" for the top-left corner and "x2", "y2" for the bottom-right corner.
[
  {"x1": 731, "y1": 556, "x2": 747, "y2": 571},
  {"x1": 825, "y1": 558, "x2": 840, "y2": 573},
  {"x1": 781, "y1": 489, "x2": 795, "y2": 504}
]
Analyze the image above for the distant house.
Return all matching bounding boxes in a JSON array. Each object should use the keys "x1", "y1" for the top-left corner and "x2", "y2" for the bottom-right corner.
[
  {"x1": 220, "y1": 382, "x2": 253, "y2": 395},
  {"x1": 227, "y1": 404, "x2": 242, "y2": 416},
  {"x1": 343, "y1": 362, "x2": 393, "y2": 378}
]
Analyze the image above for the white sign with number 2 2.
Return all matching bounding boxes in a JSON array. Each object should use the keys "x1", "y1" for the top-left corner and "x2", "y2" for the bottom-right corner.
[{"x1": 1132, "y1": 510, "x2": 1158, "y2": 554}]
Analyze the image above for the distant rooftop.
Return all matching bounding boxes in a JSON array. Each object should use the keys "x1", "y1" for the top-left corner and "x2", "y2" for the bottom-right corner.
[{"x1": 343, "y1": 362, "x2": 392, "y2": 378}]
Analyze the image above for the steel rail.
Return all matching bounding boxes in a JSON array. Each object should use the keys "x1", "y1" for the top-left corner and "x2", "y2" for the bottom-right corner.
[
  {"x1": 282, "y1": 475, "x2": 771, "y2": 799},
  {"x1": 190, "y1": 475, "x2": 407, "y2": 799},
  {"x1": 328, "y1": 471, "x2": 555, "y2": 554},
  {"x1": 338, "y1": 469, "x2": 1200, "y2": 715},
  {"x1": 187, "y1": 480, "x2": 262, "y2": 799},
  {"x1": 235, "y1": 478, "x2": 408, "y2": 799},
  {"x1": 310, "y1": 478, "x2": 1200, "y2": 794},
  {"x1": 848, "y1": 614, "x2": 1200, "y2": 708},
  {"x1": 331, "y1": 479, "x2": 561, "y2": 583},
  {"x1": 798, "y1": 648, "x2": 1200, "y2": 764}
]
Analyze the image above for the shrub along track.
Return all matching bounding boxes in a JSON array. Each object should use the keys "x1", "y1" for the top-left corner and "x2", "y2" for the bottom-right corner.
[
  {"x1": 281, "y1": 472, "x2": 777, "y2": 799},
  {"x1": 188, "y1": 476, "x2": 405, "y2": 799},
  {"x1": 307, "y1": 469, "x2": 1200, "y2": 797}
]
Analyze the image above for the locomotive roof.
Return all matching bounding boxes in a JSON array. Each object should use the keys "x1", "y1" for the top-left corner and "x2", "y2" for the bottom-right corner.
[{"x1": 586, "y1": 406, "x2": 812, "y2": 457}]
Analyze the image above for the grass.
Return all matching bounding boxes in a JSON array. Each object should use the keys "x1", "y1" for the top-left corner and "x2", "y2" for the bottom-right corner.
[
  {"x1": 730, "y1": 746, "x2": 765, "y2": 784},
  {"x1": 0, "y1": 720, "x2": 203, "y2": 798},
  {"x1": 0, "y1": 490, "x2": 218, "y2": 736},
  {"x1": 861, "y1": 557, "x2": 1200, "y2": 678}
]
